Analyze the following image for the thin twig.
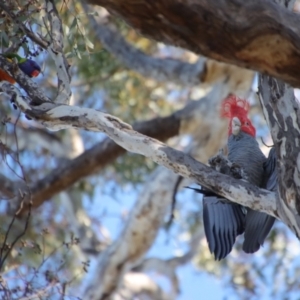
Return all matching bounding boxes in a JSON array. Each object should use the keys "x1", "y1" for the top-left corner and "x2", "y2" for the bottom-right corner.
[
  {"x1": 0, "y1": 201, "x2": 32, "y2": 271},
  {"x1": 0, "y1": 2, "x2": 48, "y2": 49},
  {"x1": 166, "y1": 175, "x2": 184, "y2": 228},
  {"x1": 261, "y1": 137, "x2": 273, "y2": 148}
]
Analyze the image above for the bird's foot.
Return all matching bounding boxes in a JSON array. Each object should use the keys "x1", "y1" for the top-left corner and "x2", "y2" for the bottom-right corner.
[{"x1": 209, "y1": 152, "x2": 244, "y2": 179}]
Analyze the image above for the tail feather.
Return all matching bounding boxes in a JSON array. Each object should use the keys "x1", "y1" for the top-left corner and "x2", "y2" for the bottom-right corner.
[
  {"x1": 243, "y1": 210, "x2": 275, "y2": 253},
  {"x1": 257, "y1": 215, "x2": 275, "y2": 245},
  {"x1": 232, "y1": 204, "x2": 246, "y2": 235},
  {"x1": 203, "y1": 196, "x2": 245, "y2": 260},
  {"x1": 203, "y1": 198, "x2": 216, "y2": 252},
  {"x1": 243, "y1": 148, "x2": 277, "y2": 253},
  {"x1": 223, "y1": 203, "x2": 234, "y2": 254},
  {"x1": 263, "y1": 147, "x2": 277, "y2": 192},
  {"x1": 212, "y1": 203, "x2": 228, "y2": 260}
]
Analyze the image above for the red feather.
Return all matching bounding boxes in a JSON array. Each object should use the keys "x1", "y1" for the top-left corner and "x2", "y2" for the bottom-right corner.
[
  {"x1": 220, "y1": 95, "x2": 256, "y2": 137},
  {"x1": 0, "y1": 68, "x2": 15, "y2": 84},
  {"x1": 221, "y1": 95, "x2": 250, "y2": 119}
]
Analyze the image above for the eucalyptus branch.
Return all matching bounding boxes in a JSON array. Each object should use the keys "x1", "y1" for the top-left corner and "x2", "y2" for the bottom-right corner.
[
  {"x1": 1, "y1": 82, "x2": 278, "y2": 220},
  {"x1": 45, "y1": 0, "x2": 72, "y2": 104}
]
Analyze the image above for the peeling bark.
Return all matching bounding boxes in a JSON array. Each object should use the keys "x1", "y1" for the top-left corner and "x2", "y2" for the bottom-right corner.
[
  {"x1": 258, "y1": 76, "x2": 300, "y2": 236},
  {"x1": 86, "y1": 0, "x2": 300, "y2": 87},
  {"x1": 256, "y1": 0, "x2": 300, "y2": 238}
]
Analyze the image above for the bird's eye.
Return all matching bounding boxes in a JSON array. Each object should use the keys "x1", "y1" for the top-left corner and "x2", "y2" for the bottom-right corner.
[{"x1": 245, "y1": 122, "x2": 249, "y2": 126}]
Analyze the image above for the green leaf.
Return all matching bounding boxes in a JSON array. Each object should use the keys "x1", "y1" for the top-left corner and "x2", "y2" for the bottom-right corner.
[
  {"x1": 0, "y1": 31, "x2": 9, "y2": 46},
  {"x1": 84, "y1": 37, "x2": 94, "y2": 49},
  {"x1": 73, "y1": 44, "x2": 81, "y2": 59},
  {"x1": 69, "y1": 17, "x2": 77, "y2": 32},
  {"x1": 64, "y1": 25, "x2": 70, "y2": 35},
  {"x1": 76, "y1": 18, "x2": 85, "y2": 35},
  {"x1": 65, "y1": 52, "x2": 75, "y2": 58}
]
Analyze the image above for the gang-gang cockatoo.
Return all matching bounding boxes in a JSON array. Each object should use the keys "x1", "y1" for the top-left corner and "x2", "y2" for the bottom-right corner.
[{"x1": 194, "y1": 95, "x2": 277, "y2": 260}]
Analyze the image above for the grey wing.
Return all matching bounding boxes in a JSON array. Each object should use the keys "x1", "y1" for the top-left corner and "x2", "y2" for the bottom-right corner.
[
  {"x1": 243, "y1": 148, "x2": 277, "y2": 253},
  {"x1": 203, "y1": 196, "x2": 245, "y2": 260},
  {"x1": 263, "y1": 147, "x2": 277, "y2": 192},
  {"x1": 243, "y1": 210, "x2": 275, "y2": 253}
]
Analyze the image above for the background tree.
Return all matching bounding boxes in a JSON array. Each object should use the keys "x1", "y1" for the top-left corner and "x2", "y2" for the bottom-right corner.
[{"x1": 0, "y1": 0, "x2": 300, "y2": 299}]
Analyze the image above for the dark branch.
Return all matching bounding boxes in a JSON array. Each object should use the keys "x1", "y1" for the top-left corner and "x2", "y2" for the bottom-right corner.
[
  {"x1": 86, "y1": 0, "x2": 300, "y2": 87},
  {"x1": 82, "y1": 1, "x2": 205, "y2": 85}
]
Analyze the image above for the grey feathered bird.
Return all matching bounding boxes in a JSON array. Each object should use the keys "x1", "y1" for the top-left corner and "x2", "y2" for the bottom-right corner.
[{"x1": 194, "y1": 96, "x2": 276, "y2": 260}]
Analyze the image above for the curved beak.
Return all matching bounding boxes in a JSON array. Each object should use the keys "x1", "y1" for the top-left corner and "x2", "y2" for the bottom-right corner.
[{"x1": 232, "y1": 117, "x2": 241, "y2": 135}]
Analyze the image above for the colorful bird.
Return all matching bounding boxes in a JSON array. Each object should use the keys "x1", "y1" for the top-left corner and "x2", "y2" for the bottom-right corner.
[
  {"x1": 193, "y1": 95, "x2": 276, "y2": 260},
  {"x1": 0, "y1": 53, "x2": 41, "y2": 84}
]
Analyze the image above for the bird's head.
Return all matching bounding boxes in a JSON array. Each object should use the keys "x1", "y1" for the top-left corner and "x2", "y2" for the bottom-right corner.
[
  {"x1": 18, "y1": 59, "x2": 41, "y2": 78},
  {"x1": 221, "y1": 95, "x2": 256, "y2": 137}
]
